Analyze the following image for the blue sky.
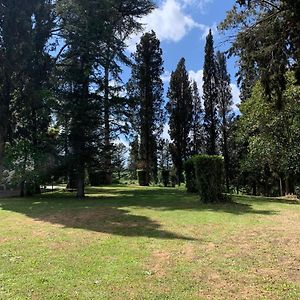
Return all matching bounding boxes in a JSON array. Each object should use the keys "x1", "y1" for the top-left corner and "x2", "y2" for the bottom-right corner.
[{"x1": 124, "y1": 0, "x2": 240, "y2": 114}]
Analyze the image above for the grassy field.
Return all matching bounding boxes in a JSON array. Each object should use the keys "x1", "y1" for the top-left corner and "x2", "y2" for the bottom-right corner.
[{"x1": 0, "y1": 185, "x2": 299, "y2": 300}]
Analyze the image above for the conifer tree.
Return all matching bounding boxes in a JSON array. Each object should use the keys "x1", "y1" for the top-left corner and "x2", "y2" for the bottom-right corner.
[
  {"x1": 203, "y1": 30, "x2": 218, "y2": 155},
  {"x1": 0, "y1": 0, "x2": 55, "y2": 192},
  {"x1": 56, "y1": 0, "x2": 155, "y2": 197},
  {"x1": 191, "y1": 80, "x2": 203, "y2": 155},
  {"x1": 216, "y1": 51, "x2": 233, "y2": 192},
  {"x1": 167, "y1": 58, "x2": 193, "y2": 184},
  {"x1": 128, "y1": 31, "x2": 165, "y2": 185}
]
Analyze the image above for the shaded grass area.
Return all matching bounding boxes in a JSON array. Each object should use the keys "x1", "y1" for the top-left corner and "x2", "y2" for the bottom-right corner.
[{"x1": 0, "y1": 185, "x2": 299, "y2": 299}]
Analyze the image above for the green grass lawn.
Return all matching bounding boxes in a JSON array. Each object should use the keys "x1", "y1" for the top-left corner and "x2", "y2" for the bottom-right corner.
[{"x1": 0, "y1": 186, "x2": 299, "y2": 300}]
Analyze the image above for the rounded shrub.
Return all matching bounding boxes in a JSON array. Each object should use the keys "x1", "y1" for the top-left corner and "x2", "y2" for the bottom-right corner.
[
  {"x1": 137, "y1": 170, "x2": 149, "y2": 186},
  {"x1": 193, "y1": 155, "x2": 225, "y2": 203},
  {"x1": 184, "y1": 158, "x2": 197, "y2": 193}
]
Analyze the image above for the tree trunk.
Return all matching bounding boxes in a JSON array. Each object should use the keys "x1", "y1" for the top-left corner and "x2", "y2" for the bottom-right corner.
[
  {"x1": 252, "y1": 181, "x2": 257, "y2": 196},
  {"x1": 20, "y1": 181, "x2": 25, "y2": 197},
  {"x1": 76, "y1": 171, "x2": 85, "y2": 198},
  {"x1": 279, "y1": 178, "x2": 283, "y2": 197},
  {"x1": 0, "y1": 134, "x2": 5, "y2": 177},
  {"x1": 104, "y1": 64, "x2": 112, "y2": 185},
  {"x1": 0, "y1": 79, "x2": 10, "y2": 175}
]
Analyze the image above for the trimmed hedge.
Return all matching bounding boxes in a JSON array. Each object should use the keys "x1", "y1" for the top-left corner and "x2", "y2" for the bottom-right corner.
[
  {"x1": 161, "y1": 170, "x2": 170, "y2": 187},
  {"x1": 137, "y1": 170, "x2": 149, "y2": 186},
  {"x1": 193, "y1": 155, "x2": 225, "y2": 203},
  {"x1": 184, "y1": 158, "x2": 197, "y2": 193}
]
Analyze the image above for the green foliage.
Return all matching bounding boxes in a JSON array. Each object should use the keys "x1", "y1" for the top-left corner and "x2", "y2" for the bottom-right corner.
[
  {"x1": 184, "y1": 158, "x2": 197, "y2": 193},
  {"x1": 194, "y1": 155, "x2": 225, "y2": 203},
  {"x1": 137, "y1": 169, "x2": 149, "y2": 186},
  {"x1": 191, "y1": 81, "x2": 203, "y2": 155},
  {"x1": 203, "y1": 30, "x2": 218, "y2": 155},
  {"x1": 160, "y1": 170, "x2": 170, "y2": 187},
  {"x1": 219, "y1": 0, "x2": 300, "y2": 104},
  {"x1": 128, "y1": 31, "x2": 165, "y2": 183},
  {"x1": 167, "y1": 58, "x2": 193, "y2": 184},
  {"x1": 216, "y1": 51, "x2": 234, "y2": 192},
  {"x1": 237, "y1": 72, "x2": 300, "y2": 195}
]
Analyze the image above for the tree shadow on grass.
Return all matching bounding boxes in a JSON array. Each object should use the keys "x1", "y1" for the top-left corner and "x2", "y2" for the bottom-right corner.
[
  {"x1": 233, "y1": 194, "x2": 300, "y2": 205},
  {"x1": 0, "y1": 186, "x2": 281, "y2": 240},
  {"x1": 81, "y1": 187, "x2": 279, "y2": 216},
  {"x1": 0, "y1": 194, "x2": 196, "y2": 241}
]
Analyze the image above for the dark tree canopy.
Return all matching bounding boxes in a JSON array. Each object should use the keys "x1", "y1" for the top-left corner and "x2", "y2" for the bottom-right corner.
[
  {"x1": 219, "y1": 0, "x2": 300, "y2": 106},
  {"x1": 128, "y1": 31, "x2": 165, "y2": 185},
  {"x1": 203, "y1": 30, "x2": 218, "y2": 155},
  {"x1": 167, "y1": 57, "x2": 193, "y2": 184}
]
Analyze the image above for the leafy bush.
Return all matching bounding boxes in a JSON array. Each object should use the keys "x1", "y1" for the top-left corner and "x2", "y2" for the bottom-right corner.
[
  {"x1": 161, "y1": 170, "x2": 170, "y2": 187},
  {"x1": 194, "y1": 155, "x2": 225, "y2": 203},
  {"x1": 137, "y1": 170, "x2": 149, "y2": 186},
  {"x1": 184, "y1": 158, "x2": 197, "y2": 193}
]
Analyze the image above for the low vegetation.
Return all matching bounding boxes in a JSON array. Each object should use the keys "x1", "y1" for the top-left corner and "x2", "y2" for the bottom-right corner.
[{"x1": 0, "y1": 186, "x2": 299, "y2": 299}]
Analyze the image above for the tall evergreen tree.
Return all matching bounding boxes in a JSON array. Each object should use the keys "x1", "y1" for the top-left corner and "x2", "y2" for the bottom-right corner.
[
  {"x1": 220, "y1": 0, "x2": 300, "y2": 106},
  {"x1": 216, "y1": 51, "x2": 233, "y2": 192},
  {"x1": 100, "y1": 0, "x2": 155, "y2": 184},
  {"x1": 0, "y1": 0, "x2": 55, "y2": 191},
  {"x1": 128, "y1": 31, "x2": 165, "y2": 185},
  {"x1": 167, "y1": 58, "x2": 193, "y2": 184},
  {"x1": 56, "y1": 0, "x2": 155, "y2": 197},
  {"x1": 203, "y1": 30, "x2": 218, "y2": 155},
  {"x1": 191, "y1": 80, "x2": 203, "y2": 155}
]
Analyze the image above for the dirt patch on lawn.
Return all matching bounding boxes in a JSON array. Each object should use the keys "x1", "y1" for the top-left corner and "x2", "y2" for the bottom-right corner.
[{"x1": 145, "y1": 249, "x2": 172, "y2": 277}]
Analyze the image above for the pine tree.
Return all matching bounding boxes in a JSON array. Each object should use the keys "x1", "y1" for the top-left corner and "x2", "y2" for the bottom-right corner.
[
  {"x1": 100, "y1": 0, "x2": 155, "y2": 185},
  {"x1": 128, "y1": 31, "x2": 165, "y2": 185},
  {"x1": 56, "y1": 0, "x2": 155, "y2": 197},
  {"x1": 167, "y1": 58, "x2": 193, "y2": 185},
  {"x1": 203, "y1": 30, "x2": 218, "y2": 155},
  {"x1": 0, "y1": 0, "x2": 55, "y2": 192},
  {"x1": 216, "y1": 51, "x2": 233, "y2": 192},
  {"x1": 191, "y1": 80, "x2": 203, "y2": 155}
]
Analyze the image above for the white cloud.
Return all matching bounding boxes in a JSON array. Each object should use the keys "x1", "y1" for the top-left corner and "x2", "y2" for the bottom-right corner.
[
  {"x1": 189, "y1": 69, "x2": 204, "y2": 96},
  {"x1": 180, "y1": 0, "x2": 213, "y2": 9},
  {"x1": 127, "y1": 0, "x2": 211, "y2": 52},
  {"x1": 161, "y1": 70, "x2": 171, "y2": 83}
]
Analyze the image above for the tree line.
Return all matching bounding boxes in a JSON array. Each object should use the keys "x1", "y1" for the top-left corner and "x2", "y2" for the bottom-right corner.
[{"x1": 1, "y1": 0, "x2": 300, "y2": 198}]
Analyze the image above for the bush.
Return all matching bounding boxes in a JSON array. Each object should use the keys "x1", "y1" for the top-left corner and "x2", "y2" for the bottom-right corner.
[
  {"x1": 184, "y1": 158, "x2": 197, "y2": 193},
  {"x1": 194, "y1": 155, "x2": 225, "y2": 203},
  {"x1": 137, "y1": 170, "x2": 149, "y2": 186},
  {"x1": 161, "y1": 170, "x2": 170, "y2": 187}
]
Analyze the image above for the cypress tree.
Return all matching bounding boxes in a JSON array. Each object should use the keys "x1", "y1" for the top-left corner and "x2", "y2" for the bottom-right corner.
[
  {"x1": 203, "y1": 29, "x2": 218, "y2": 155},
  {"x1": 216, "y1": 51, "x2": 233, "y2": 192},
  {"x1": 129, "y1": 31, "x2": 165, "y2": 185},
  {"x1": 167, "y1": 58, "x2": 193, "y2": 185},
  {"x1": 191, "y1": 80, "x2": 203, "y2": 155}
]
